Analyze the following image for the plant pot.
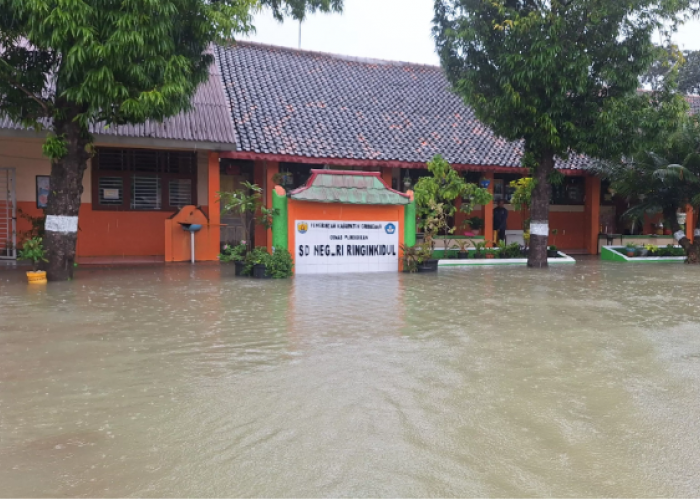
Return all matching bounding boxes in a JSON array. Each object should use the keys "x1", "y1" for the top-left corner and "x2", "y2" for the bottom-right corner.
[
  {"x1": 626, "y1": 251, "x2": 635, "y2": 257},
  {"x1": 638, "y1": 249, "x2": 649, "y2": 257},
  {"x1": 485, "y1": 254, "x2": 495, "y2": 259},
  {"x1": 417, "y1": 259, "x2": 438, "y2": 272},
  {"x1": 26, "y1": 270, "x2": 47, "y2": 284},
  {"x1": 458, "y1": 251, "x2": 468, "y2": 260},
  {"x1": 664, "y1": 229, "x2": 672, "y2": 235},
  {"x1": 253, "y1": 264, "x2": 270, "y2": 279},
  {"x1": 234, "y1": 261, "x2": 246, "y2": 276},
  {"x1": 547, "y1": 249, "x2": 559, "y2": 258}
]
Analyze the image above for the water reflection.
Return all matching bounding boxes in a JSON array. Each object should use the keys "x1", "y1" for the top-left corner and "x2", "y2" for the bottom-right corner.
[{"x1": 1, "y1": 261, "x2": 700, "y2": 496}]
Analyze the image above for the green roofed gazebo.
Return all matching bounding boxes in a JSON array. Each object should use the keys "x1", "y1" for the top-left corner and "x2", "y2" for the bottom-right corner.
[{"x1": 270, "y1": 170, "x2": 417, "y2": 274}]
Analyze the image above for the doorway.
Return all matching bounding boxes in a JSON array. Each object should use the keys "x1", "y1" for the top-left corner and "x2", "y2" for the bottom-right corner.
[
  {"x1": 219, "y1": 160, "x2": 253, "y2": 248},
  {"x1": 0, "y1": 168, "x2": 17, "y2": 260}
]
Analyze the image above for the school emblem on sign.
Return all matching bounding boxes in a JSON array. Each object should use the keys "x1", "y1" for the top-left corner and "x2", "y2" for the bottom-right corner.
[
  {"x1": 384, "y1": 223, "x2": 396, "y2": 235},
  {"x1": 297, "y1": 222, "x2": 308, "y2": 234}
]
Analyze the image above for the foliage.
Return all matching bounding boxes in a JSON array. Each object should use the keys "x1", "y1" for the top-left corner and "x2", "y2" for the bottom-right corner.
[
  {"x1": 508, "y1": 173, "x2": 565, "y2": 213},
  {"x1": 244, "y1": 246, "x2": 270, "y2": 275},
  {"x1": 401, "y1": 242, "x2": 433, "y2": 272},
  {"x1": 497, "y1": 241, "x2": 522, "y2": 259},
  {"x1": 219, "y1": 182, "x2": 277, "y2": 251},
  {"x1": 263, "y1": 0, "x2": 342, "y2": 21},
  {"x1": 265, "y1": 248, "x2": 294, "y2": 278},
  {"x1": 433, "y1": 0, "x2": 689, "y2": 265},
  {"x1": 414, "y1": 155, "x2": 491, "y2": 241},
  {"x1": 471, "y1": 240, "x2": 486, "y2": 256},
  {"x1": 463, "y1": 216, "x2": 483, "y2": 231},
  {"x1": 641, "y1": 45, "x2": 700, "y2": 94},
  {"x1": 17, "y1": 208, "x2": 45, "y2": 243},
  {"x1": 0, "y1": 0, "x2": 341, "y2": 279},
  {"x1": 18, "y1": 236, "x2": 47, "y2": 271},
  {"x1": 456, "y1": 239, "x2": 471, "y2": 252},
  {"x1": 219, "y1": 242, "x2": 247, "y2": 263}
]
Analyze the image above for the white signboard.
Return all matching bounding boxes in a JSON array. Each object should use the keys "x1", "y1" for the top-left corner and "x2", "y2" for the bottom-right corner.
[{"x1": 294, "y1": 220, "x2": 399, "y2": 274}]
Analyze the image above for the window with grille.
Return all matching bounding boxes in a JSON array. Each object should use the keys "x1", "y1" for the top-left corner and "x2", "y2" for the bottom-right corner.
[
  {"x1": 98, "y1": 177, "x2": 124, "y2": 205},
  {"x1": 92, "y1": 148, "x2": 196, "y2": 211}
]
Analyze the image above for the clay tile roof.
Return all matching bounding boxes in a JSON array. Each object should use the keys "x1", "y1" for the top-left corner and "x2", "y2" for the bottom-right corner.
[
  {"x1": 289, "y1": 169, "x2": 410, "y2": 205},
  {"x1": 215, "y1": 42, "x2": 594, "y2": 170},
  {"x1": 0, "y1": 49, "x2": 236, "y2": 146}
]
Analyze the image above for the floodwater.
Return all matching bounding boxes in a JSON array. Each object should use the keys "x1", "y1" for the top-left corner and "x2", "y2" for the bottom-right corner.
[{"x1": 1, "y1": 261, "x2": 700, "y2": 498}]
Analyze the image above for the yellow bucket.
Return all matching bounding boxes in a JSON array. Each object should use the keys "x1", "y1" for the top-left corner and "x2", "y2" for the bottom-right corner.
[{"x1": 27, "y1": 271, "x2": 47, "y2": 284}]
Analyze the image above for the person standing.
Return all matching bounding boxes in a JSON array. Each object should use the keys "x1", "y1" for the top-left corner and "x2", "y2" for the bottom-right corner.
[{"x1": 493, "y1": 199, "x2": 508, "y2": 243}]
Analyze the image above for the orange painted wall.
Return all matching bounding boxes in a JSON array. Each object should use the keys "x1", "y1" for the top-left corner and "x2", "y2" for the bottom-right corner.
[
  {"x1": 16, "y1": 201, "x2": 211, "y2": 257},
  {"x1": 286, "y1": 200, "x2": 405, "y2": 268}
]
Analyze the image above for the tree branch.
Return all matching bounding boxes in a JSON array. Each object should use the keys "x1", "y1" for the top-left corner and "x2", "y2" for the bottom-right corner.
[{"x1": 0, "y1": 62, "x2": 51, "y2": 115}]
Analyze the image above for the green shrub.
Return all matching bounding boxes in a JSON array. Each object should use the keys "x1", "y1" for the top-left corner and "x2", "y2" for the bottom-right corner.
[
  {"x1": 265, "y1": 248, "x2": 294, "y2": 278},
  {"x1": 219, "y1": 242, "x2": 247, "y2": 263}
]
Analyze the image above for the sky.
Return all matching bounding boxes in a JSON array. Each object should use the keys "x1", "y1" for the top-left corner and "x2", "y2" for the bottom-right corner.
[{"x1": 241, "y1": 0, "x2": 700, "y2": 66}]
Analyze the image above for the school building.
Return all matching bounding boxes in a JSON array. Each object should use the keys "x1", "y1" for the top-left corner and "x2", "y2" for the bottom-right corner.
[{"x1": 1, "y1": 42, "x2": 695, "y2": 264}]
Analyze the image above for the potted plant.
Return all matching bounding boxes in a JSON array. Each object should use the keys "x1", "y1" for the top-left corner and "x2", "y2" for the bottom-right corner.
[
  {"x1": 464, "y1": 216, "x2": 484, "y2": 235},
  {"x1": 472, "y1": 240, "x2": 487, "y2": 258},
  {"x1": 218, "y1": 182, "x2": 277, "y2": 254},
  {"x1": 485, "y1": 248, "x2": 496, "y2": 259},
  {"x1": 547, "y1": 245, "x2": 559, "y2": 258},
  {"x1": 644, "y1": 244, "x2": 658, "y2": 256},
  {"x1": 245, "y1": 247, "x2": 271, "y2": 278},
  {"x1": 219, "y1": 241, "x2": 248, "y2": 275},
  {"x1": 18, "y1": 236, "x2": 48, "y2": 284},
  {"x1": 625, "y1": 244, "x2": 637, "y2": 257},
  {"x1": 456, "y1": 239, "x2": 471, "y2": 259}
]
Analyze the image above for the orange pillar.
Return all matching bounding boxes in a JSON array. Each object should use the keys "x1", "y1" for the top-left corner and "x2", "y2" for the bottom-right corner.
[
  {"x1": 381, "y1": 167, "x2": 393, "y2": 188},
  {"x1": 266, "y1": 162, "x2": 280, "y2": 253},
  {"x1": 483, "y1": 173, "x2": 495, "y2": 245},
  {"x1": 584, "y1": 176, "x2": 601, "y2": 255},
  {"x1": 686, "y1": 205, "x2": 694, "y2": 242},
  {"x1": 253, "y1": 161, "x2": 267, "y2": 249},
  {"x1": 208, "y1": 152, "x2": 220, "y2": 259}
]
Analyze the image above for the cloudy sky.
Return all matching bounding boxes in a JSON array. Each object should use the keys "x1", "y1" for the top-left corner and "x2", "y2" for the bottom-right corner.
[{"x1": 241, "y1": 0, "x2": 700, "y2": 66}]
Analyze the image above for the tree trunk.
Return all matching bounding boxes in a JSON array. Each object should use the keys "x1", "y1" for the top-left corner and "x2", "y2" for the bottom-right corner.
[
  {"x1": 527, "y1": 151, "x2": 555, "y2": 268},
  {"x1": 45, "y1": 106, "x2": 90, "y2": 281}
]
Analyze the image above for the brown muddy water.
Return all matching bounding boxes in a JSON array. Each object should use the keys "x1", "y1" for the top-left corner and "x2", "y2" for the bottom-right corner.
[{"x1": 1, "y1": 261, "x2": 700, "y2": 497}]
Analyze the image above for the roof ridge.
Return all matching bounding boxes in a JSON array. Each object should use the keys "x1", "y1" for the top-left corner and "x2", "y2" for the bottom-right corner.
[{"x1": 222, "y1": 41, "x2": 442, "y2": 70}]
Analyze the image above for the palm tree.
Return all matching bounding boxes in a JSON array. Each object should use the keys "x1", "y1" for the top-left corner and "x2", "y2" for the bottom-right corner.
[{"x1": 596, "y1": 119, "x2": 700, "y2": 262}]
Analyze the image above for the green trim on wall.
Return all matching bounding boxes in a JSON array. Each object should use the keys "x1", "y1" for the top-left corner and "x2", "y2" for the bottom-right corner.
[{"x1": 272, "y1": 190, "x2": 288, "y2": 250}]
